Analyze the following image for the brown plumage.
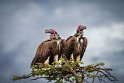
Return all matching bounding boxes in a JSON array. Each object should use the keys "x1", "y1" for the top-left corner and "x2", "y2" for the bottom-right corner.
[
  {"x1": 73, "y1": 34, "x2": 87, "y2": 62},
  {"x1": 61, "y1": 36, "x2": 77, "y2": 60},
  {"x1": 31, "y1": 29, "x2": 61, "y2": 66},
  {"x1": 62, "y1": 25, "x2": 87, "y2": 62}
]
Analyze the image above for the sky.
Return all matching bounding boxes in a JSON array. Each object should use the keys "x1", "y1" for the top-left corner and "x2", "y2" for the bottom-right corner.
[{"x1": 0, "y1": 0, "x2": 124, "y2": 83}]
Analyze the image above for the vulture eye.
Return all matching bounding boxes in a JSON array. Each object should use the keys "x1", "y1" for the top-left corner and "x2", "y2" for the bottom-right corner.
[{"x1": 50, "y1": 29, "x2": 55, "y2": 34}]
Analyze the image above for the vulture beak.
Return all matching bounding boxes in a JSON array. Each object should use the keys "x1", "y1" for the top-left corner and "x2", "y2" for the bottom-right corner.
[
  {"x1": 80, "y1": 25, "x2": 86, "y2": 30},
  {"x1": 45, "y1": 29, "x2": 51, "y2": 34},
  {"x1": 45, "y1": 29, "x2": 56, "y2": 35},
  {"x1": 83, "y1": 26, "x2": 87, "y2": 30}
]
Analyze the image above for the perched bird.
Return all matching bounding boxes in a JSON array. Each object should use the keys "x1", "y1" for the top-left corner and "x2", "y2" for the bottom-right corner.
[
  {"x1": 73, "y1": 25, "x2": 87, "y2": 62},
  {"x1": 31, "y1": 29, "x2": 61, "y2": 67},
  {"x1": 61, "y1": 25, "x2": 87, "y2": 63}
]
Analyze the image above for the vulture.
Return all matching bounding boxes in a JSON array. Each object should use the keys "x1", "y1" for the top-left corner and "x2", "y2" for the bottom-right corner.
[
  {"x1": 31, "y1": 29, "x2": 61, "y2": 67},
  {"x1": 73, "y1": 25, "x2": 87, "y2": 62},
  {"x1": 61, "y1": 25, "x2": 87, "y2": 62}
]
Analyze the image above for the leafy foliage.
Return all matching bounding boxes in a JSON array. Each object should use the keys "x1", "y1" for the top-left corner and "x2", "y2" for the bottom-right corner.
[{"x1": 12, "y1": 58, "x2": 117, "y2": 83}]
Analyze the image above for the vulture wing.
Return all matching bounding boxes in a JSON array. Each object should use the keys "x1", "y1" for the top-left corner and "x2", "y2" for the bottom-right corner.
[
  {"x1": 31, "y1": 39, "x2": 52, "y2": 66},
  {"x1": 80, "y1": 37, "x2": 88, "y2": 60},
  {"x1": 61, "y1": 36, "x2": 77, "y2": 60}
]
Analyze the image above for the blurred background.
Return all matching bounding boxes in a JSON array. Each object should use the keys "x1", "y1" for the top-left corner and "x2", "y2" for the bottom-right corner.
[{"x1": 0, "y1": 0, "x2": 124, "y2": 83}]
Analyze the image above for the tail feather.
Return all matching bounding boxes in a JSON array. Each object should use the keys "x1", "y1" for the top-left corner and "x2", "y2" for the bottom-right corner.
[
  {"x1": 31, "y1": 56, "x2": 39, "y2": 67},
  {"x1": 31, "y1": 54, "x2": 48, "y2": 68}
]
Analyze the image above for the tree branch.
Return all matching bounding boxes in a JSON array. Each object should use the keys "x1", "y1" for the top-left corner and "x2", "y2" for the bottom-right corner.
[{"x1": 12, "y1": 58, "x2": 117, "y2": 83}]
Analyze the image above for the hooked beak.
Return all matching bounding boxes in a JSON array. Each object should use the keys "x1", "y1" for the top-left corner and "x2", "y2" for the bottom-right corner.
[
  {"x1": 80, "y1": 26, "x2": 86, "y2": 33},
  {"x1": 45, "y1": 29, "x2": 51, "y2": 33},
  {"x1": 83, "y1": 26, "x2": 87, "y2": 30}
]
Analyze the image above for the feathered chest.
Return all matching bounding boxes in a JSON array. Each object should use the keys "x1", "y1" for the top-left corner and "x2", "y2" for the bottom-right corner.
[
  {"x1": 76, "y1": 35, "x2": 84, "y2": 50},
  {"x1": 49, "y1": 39, "x2": 61, "y2": 51}
]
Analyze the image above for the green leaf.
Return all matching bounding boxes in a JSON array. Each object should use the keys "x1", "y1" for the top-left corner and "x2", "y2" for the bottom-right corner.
[{"x1": 12, "y1": 75, "x2": 19, "y2": 81}]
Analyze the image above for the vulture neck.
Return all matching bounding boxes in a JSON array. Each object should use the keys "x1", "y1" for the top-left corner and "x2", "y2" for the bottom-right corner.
[
  {"x1": 74, "y1": 30, "x2": 83, "y2": 42},
  {"x1": 50, "y1": 33, "x2": 61, "y2": 40},
  {"x1": 74, "y1": 30, "x2": 83, "y2": 37}
]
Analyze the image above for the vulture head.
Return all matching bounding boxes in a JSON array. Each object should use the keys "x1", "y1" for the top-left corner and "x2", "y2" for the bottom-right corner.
[
  {"x1": 45, "y1": 29, "x2": 57, "y2": 34},
  {"x1": 77, "y1": 25, "x2": 86, "y2": 34},
  {"x1": 45, "y1": 29, "x2": 61, "y2": 39}
]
